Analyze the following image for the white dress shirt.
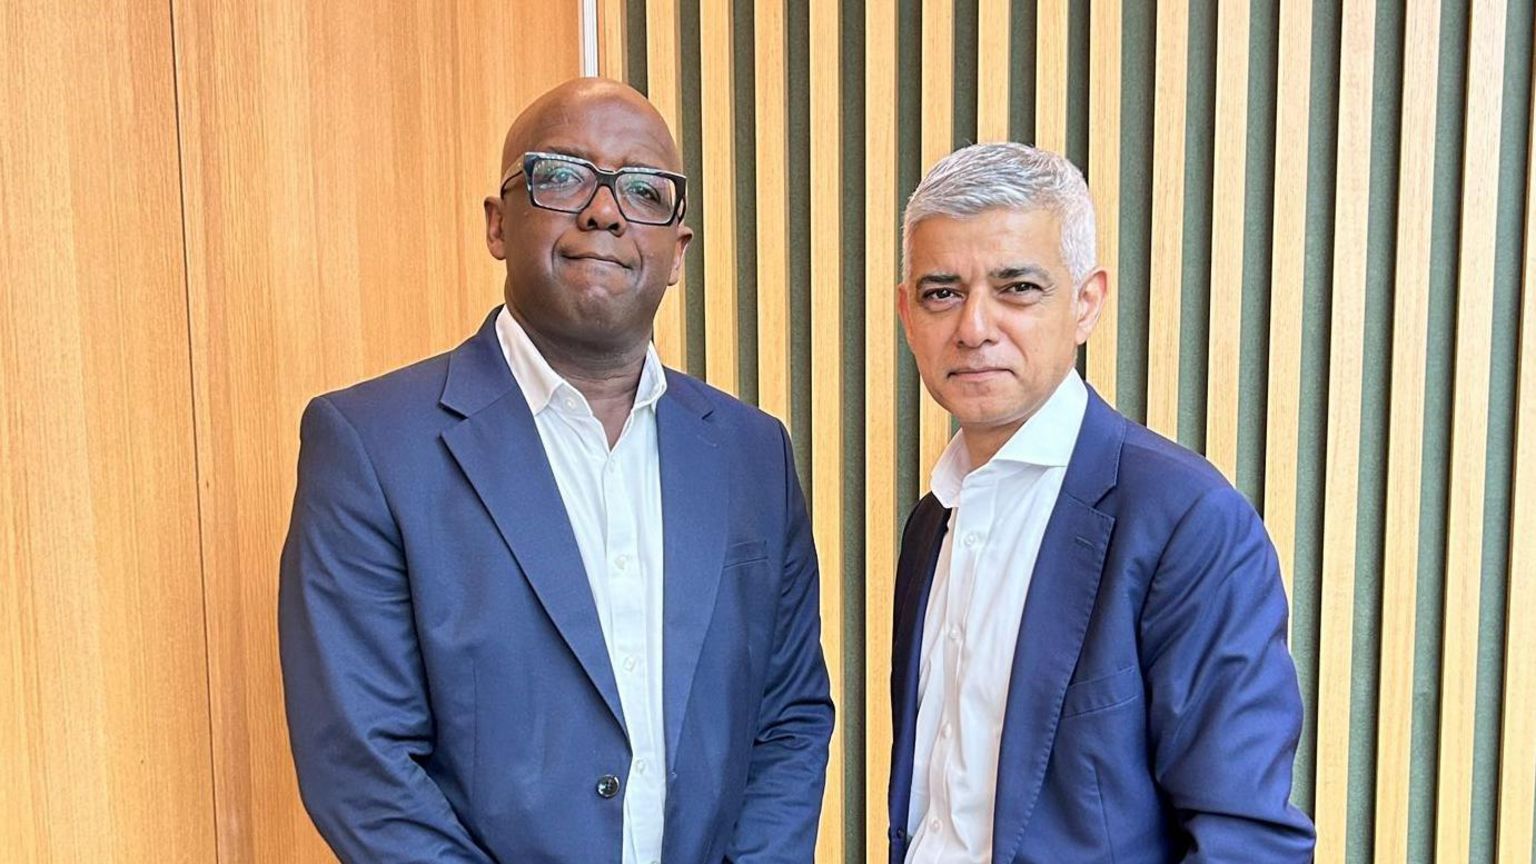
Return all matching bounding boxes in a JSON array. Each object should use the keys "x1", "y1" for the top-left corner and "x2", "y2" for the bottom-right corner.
[
  {"x1": 496, "y1": 307, "x2": 668, "y2": 864},
  {"x1": 905, "y1": 370, "x2": 1089, "y2": 864}
]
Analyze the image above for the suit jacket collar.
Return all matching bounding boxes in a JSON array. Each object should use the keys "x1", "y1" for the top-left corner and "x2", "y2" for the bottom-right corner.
[
  {"x1": 439, "y1": 309, "x2": 728, "y2": 761},
  {"x1": 887, "y1": 386, "x2": 1126, "y2": 863}
]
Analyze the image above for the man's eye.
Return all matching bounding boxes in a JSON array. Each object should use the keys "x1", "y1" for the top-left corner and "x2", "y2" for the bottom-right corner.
[
  {"x1": 1003, "y1": 281, "x2": 1042, "y2": 294},
  {"x1": 622, "y1": 179, "x2": 663, "y2": 203},
  {"x1": 539, "y1": 167, "x2": 583, "y2": 187},
  {"x1": 922, "y1": 288, "x2": 958, "y2": 302}
]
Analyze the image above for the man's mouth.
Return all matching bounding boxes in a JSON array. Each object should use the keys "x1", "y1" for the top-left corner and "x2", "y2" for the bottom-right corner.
[
  {"x1": 949, "y1": 367, "x2": 1010, "y2": 379},
  {"x1": 562, "y1": 252, "x2": 630, "y2": 269}
]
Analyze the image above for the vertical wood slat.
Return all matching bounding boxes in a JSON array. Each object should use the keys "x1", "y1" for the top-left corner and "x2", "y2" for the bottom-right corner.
[
  {"x1": 1436, "y1": 0, "x2": 1509, "y2": 859},
  {"x1": 1204, "y1": 0, "x2": 1250, "y2": 480},
  {"x1": 808, "y1": 0, "x2": 845, "y2": 859},
  {"x1": 1263, "y1": 0, "x2": 1315, "y2": 598},
  {"x1": 919, "y1": 0, "x2": 955, "y2": 483},
  {"x1": 701, "y1": 0, "x2": 738, "y2": 394},
  {"x1": 1086, "y1": 0, "x2": 1121, "y2": 404},
  {"x1": 1497, "y1": 42, "x2": 1536, "y2": 862},
  {"x1": 864, "y1": 0, "x2": 900, "y2": 853},
  {"x1": 756, "y1": 0, "x2": 791, "y2": 423},
  {"x1": 1312, "y1": 1, "x2": 1376, "y2": 856},
  {"x1": 1035, "y1": 0, "x2": 1070, "y2": 152},
  {"x1": 976, "y1": 0, "x2": 1011, "y2": 143},
  {"x1": 647, "y1": 0, "x2": 688, "y2": 367},
  {"x1": 1145, "y1": 0, "x2": 1188, "y2": 438},
  {"x1": 597, "y1": 0, "x2": 626, "y2": 79},
  {"x1": 1373, "y1": 2, "x2": 1441, "y2": 860}
]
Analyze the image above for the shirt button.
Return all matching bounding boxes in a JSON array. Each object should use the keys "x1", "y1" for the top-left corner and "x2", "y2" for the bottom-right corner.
[
  {"x1": 635, "y1": 758, "x2": 648, "y2": 774},
  {"x1": 942, "y1": 722, "x2": 953, "y2": 739},
  {"x1": 563, "y1": 396, "x2": 578, "y2": 411},
  {"x1": 606, "y1": 461, "x2": 618, "y2": 474},
  {"x1": 623, "y1": 655, "x2": 638, "y2": 672},
  {"x1": 614, "y1": 554, "x2": 629, "y2": 570},
  {"x1": 963, "y1": 532, "x2": 980, "y2": 548},
  {"x1": 948, "y1": 625, "x2": 961, "y2": 643},
  {"x1": 929, "y1": 817, "x2": 942, "y2": 833}
]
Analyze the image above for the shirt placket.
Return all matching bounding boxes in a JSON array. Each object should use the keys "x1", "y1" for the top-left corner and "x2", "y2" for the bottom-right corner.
[{"x1": 604, "y1": 438, "x2": 662, "y2": 864}]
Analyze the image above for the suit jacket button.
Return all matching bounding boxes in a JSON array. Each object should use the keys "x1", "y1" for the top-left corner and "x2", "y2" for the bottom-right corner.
[{"x1": 596, "y1": 774, "x2": 621, "y2": 799}]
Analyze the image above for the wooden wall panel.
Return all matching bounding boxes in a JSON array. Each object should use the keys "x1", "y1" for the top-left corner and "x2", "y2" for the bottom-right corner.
[
  {"x1": 171, "y1": 2, "x2": 580, "y2": 859},
  {"x1": 1436, "y1": 1, "x2": 1508, "y2": 859},
  {"x1": 756, "y1": 0, "x2": 791, "y2": 423},
  {"x1": 864, "y1": 0, "x2": 900, "y2": 855},
  {"x1": 1498, "y1": 44, "x2": 1536, "y2": 862},
  {"x1": 1264, "y1": 0, "x2": 1314, "y2": 598},
  {"x1": 808, "y1": 1, "x2": 845, "y2": 857},
  {"x1": 647, "y1": 0, "x2": 688, "y2": 367},
  {"x1": 1146, "y1": 0, "x2": 1189, "y2": 438},
  {"x1": 1374, "y1": 3, "x2": 1441, "y2": 859},
  {"x1": 1313, "y1": 1, "x2": 1375, "y2": 855},
  {"x1": 0, "y1": 2, "x2": 216, "y2": 861},
  {"x1": 1204, "y1": 0, "x2": 1250, "y2": 480},
  {"x1": 702, "y1": 0, "x2": 739, "y2": 394},
  {"x1": 1086, "y1": 0, "x2": 1121, "y2": 403}
]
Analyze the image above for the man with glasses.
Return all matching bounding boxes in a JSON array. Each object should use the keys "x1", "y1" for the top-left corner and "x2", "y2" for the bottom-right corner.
[{"x1": 279, "y1": 78, "x2": 832, "y2": 864}]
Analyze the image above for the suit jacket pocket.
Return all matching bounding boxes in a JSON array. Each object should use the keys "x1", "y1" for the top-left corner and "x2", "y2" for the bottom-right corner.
[
  {"x1": 723, "y1": 539, "x2": 769, "y2": 568},
  {"x1": 1060, "y1": 664, "x2": 1141, "y2": 719}
]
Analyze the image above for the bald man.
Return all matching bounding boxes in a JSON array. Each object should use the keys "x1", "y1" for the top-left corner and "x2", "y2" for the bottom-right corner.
[{"x1": 279, "y1": 78, "x2": 833, "y2": 864}]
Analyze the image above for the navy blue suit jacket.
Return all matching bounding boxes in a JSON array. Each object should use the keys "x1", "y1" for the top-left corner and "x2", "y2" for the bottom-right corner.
[
  {"x1": 888, "y1": 388, "x2": 1315, "y2": 863},
  {"x1": 279, "y1": 309, "x2": 833, "y2": 863}
]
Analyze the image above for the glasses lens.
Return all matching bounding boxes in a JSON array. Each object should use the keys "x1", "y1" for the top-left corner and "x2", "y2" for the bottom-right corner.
[
  {"x1": 529, "y1": 158, "x2": 596, "y2": 210},
  {"x1": 615, "y1": 172, "x2": 679, "y2": 224}
]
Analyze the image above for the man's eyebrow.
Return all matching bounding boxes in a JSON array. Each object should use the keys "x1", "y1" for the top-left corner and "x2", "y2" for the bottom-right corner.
[
  {"x1": 990, "y1": 263, "x2": 1052, "y2": 281},
  {"x1": 915, "y1": 272, "x2": 962, "y2": 288}
]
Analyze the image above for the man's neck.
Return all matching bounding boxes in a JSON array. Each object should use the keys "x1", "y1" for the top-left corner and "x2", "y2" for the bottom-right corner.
[{"x1": 521, "y1": 321, "x2": 649, "y2": 448}]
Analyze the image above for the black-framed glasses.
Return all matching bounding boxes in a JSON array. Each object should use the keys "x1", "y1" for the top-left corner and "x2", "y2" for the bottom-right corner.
[{"x1": 500, "y1": 151, "x2": 687, "y2": 226}]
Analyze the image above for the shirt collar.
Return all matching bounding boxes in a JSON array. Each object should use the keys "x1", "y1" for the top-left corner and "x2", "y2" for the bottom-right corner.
[
  {"x1": 494, "y1": 305, "x2": 667, "y2": 418},
  {"x1": 929, "y1": 368, "x2": 1089, "y2": 507}
]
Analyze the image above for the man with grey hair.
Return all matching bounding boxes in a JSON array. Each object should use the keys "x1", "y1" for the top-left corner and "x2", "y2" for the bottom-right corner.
[{"x1": 886, "y1": 142, "x2": 1314, "y2": 863}]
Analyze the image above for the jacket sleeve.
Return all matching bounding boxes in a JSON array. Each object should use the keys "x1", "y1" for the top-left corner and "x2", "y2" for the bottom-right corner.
[
  {"x1": 278, "y1": 396, "x2": 496, "y2": 864},
  {"x1": 1140, "y1": 484, "x2": 1317, "y2": 863},
  {"x1": 725, "y1": 422, "x2": 836, "y2": 863}
]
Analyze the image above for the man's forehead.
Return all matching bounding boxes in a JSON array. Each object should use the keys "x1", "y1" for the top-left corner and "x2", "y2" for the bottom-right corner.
[{"x1": 504, "y1": 94, "x2": 681, "y2": 173}]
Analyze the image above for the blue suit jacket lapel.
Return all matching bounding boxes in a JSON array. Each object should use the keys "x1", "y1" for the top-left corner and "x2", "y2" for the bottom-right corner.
[
  {"x1": 656, "y1": 372, "x2": 728, "y2": 771},
  {"x1": 439, "y1": 310, "x2": 627, "y2": 732},
  {"x1": 990, "y1": 388, "x2": 1123, "y2": 864}
]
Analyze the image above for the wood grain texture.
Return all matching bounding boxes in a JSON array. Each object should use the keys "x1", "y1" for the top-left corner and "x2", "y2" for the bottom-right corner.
[
  {"x1": 1035, "y1": 0, "x2": 1070, "y2": 153},
  {"x1": 976, "y1": 0, "x2": 1011, "y2": 143},
  {"x1": 1204, "y1": 0, "x2": 1250, "y2": 481},
  {"x1": 1435, "y1": 1, "x2": 1508, "y2": 859},
  {"x1": 647, "y1": 0, "x2": 689, "y2": 367},
  {"x1": 0, "y1": 3, "x2": 216, "y2": 860},
  {"x1": 1373, "y1": 2, "x2": 1440, "y2": 859},
  {"x1": 756, "y1": 0, "x2": 791, "y2": 424},
  {"x1": 809, "y1": 0, "x2": 845, "y2": 859},
  {"x1": 701, "y1": 0, "x2": 738, "y2": 394},
  {"x1": 1312, "y1": 2, "x2": 1375, "y2": 857},
  {"x1": 1086, "y1": 0, "x2": 1121, "y2": 405},
  {"x1": 1263, "y1": 0, "x2": 1314, "y2": 599},
  {"x1": 1497, "y1": 38, "x2": 1536, "y2": 862},
  {"x1": 598, "y1": 0, "x2": 627, "y2": 79},
  {"x1": 172, "y1": 1, "x2": 581, "y2": 859},
  {"x1": 919, "y1": 0, "x2": 955, "y2": 483},
  {"x1": 1146, "y1": 0, "x2": 1188, "y2": 439},
  {"x1": 864, "y1": 0, "x2": 900, "y2": 854}
]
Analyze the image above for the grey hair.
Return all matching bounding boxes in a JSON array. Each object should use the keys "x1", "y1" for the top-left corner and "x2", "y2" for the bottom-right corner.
[{"x1": 902, "y1": 142, "x2": 1097, "y2": 283}]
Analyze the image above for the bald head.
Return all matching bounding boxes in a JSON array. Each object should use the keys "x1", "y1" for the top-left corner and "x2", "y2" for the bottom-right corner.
[{"x1": 499, "y1": 77, "x2": 683, "y2": 178}]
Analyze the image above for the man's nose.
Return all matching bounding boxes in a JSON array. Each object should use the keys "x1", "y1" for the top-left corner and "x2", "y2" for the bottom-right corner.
[
  {"x1": 955, "y1": 291, "x2": 996, "y2": 348},
  {"x1": 577, "y1": 185, "x2": 627, "y2": 234}
]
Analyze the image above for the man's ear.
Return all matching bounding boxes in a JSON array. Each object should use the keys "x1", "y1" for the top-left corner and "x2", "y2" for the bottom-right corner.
[
  {"x1": 484, "y1": 196, "x2": 507, "y2": 261},
  {"x1": 1073, "y1": 267, "x2": 1109, "y2": 345},
  {"x1": 667, "y1": 224, "x2": 695, "y2": 285}
]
